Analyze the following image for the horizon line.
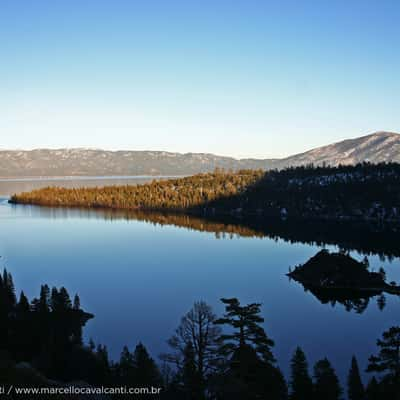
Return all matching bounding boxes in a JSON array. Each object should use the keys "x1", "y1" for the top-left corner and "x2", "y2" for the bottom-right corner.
[{"x1": 0, "y1": 130, "x2": 398, "y2": 161}]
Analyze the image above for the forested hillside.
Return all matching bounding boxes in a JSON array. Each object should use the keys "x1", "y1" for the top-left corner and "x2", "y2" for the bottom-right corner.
[
  {"x1": 10, "y1": 170, "x2": 263, "y2": 210},
  {"x1": 10, "y1": 163, "x2": 400, "y2": 224},
  {"x1": 205, "y1": 162, "x2": 400, "y2": 223}
]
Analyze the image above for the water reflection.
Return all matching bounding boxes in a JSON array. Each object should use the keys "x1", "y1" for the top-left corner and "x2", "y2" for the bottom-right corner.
[
  {"x1": 0, "y1": 192, "x2": 399, "y2": 382},
  {"x1": 7, "y1": 203, "x2": 398, "y2": 259},
  {"x1": 291, "y1": 283, "x2": 391, "y2": 313},
  {"x1": 2, "y1": 176, "x2": 399, "y2": 258}
]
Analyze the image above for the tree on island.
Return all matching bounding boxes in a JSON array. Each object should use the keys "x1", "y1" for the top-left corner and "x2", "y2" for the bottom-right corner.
[
  {"x1": 347, "y1": 356, "x2": 365, "y2": 400},
  {"x1": 289, "y1": 347, "x2": 313, "y2": 400},
  {"x1": 73, "y1": 294, "x2": 81, "y2": 310}
]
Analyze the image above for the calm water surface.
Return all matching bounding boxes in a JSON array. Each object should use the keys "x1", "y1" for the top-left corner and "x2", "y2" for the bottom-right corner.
[{"x1": 0, "y1": 178, "x2": 399, "y2": 384}]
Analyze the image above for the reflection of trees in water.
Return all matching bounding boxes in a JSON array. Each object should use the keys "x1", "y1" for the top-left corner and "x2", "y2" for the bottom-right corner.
[
  {"x1": 28, "y1": 206, "x2": 264, "y2": 239},
  {"x1": 124, "y1": 213, "x2": 400, "y2": 259},
  {"x1": 294, "y1": 283, "x2": 390, "y2": 314},
  {"x1": 19, "y1": 204, "x2": 400, "y2": 257},
  {"x1": 377, "y1": 293, "x2": 386, "y2": 310},
  {"x1": 109, "y1": 210, "x2": 400, "y2": 258}
]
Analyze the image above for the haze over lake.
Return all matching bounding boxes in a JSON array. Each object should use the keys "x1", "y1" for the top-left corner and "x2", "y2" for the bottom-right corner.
[
  {"x1": 0, "y1": 176, "x2": 180, "y2": 197},
  {"x1": 0, "y1": 177, "x2": 399, "y2": 384}
]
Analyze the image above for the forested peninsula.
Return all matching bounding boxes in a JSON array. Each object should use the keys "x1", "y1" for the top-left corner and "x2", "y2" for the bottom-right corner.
[{"x1": 9, "y1": 163, "x2": 400, "y2": 224}]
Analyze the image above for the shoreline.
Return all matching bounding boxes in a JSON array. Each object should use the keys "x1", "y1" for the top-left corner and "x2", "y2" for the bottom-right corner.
[
  {"x1": 0, "y1": 174, "x2": 184, "y2": 182},
  {"x1": 8, "y1": 198, "x2": 400, "y2": 228}
]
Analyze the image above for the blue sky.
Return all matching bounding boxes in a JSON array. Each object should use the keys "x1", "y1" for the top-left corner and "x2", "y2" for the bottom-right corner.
[{"x1": 1, "y1": 0, "x2": 399, "y2": 158}]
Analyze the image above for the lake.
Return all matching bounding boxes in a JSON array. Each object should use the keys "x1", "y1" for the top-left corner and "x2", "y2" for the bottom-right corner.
[{"x1": 0, "y1": 177, "x2": 399, "y2": 385}]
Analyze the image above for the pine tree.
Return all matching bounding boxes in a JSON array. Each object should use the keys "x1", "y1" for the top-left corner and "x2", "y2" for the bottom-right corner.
[
  {"x1": 51, "y1": 287, "x2": 72, "y2": 312},
  {"x1": 366, "y1": 377, "x2": 380, "y2": 400},
  {"x1": 132, "y1": 342, "x2": 162, "y2": 387},
  {"x1": 97, "y1": 344, "x2": 110, "y2": 370},
  {"x1": 215, "y1": 298, "x2": 275, "y2": 364},
  {"x1": 39, "y1": 284, "x2": 50, "y2": 313},
  {"x1": 118, "y1": 345, "x2": 135, "y2": 382},
  {"x1": 89, "y1": 338, "x2": 96, "y2": 351},
  {"x1": 367, "y1": 326, "x2": 400, "y2": 398},
  {"x1": 58, "y1": 287, "x2": 72, "y2": 310},
  {"x1": 17, "y1": 291, "x2": 30, "y2": 314},
  {"x1": 73, "y1": 294, "x2": 81, "y2": 310},
  {"x1": 3, "y1": 269, "x2": 16, "y2": 309},
  {"x1": 50, "y1": 287, "x2": 60, "y2": 311},
  {"x1": 214, "y1": 298, "x2": 286, "y2": 400},
  {"x1": 378, "y1": 267, "x2": 386, "y2": 281},
  {"x1": 347, "y1": 356, "x2": 365, "y2": 400},
  {"x1": 289, "y1": 347, "x2": 313, "y2": 400},
  {"x1": 313, "y1": 358, "x2": 342, "y2": 400}
]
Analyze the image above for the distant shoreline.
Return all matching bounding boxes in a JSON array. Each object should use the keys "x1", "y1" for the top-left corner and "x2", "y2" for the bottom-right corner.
[{"x1": 0, "y1": 175, "x2": 185, "y2": 182}]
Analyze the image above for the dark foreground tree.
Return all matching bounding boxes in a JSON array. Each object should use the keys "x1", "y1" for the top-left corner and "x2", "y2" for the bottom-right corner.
[
  {"x1": 181, "y1": 342, "x2": 203, "y2": 399},
  {"x1": 161, "y1": 301, "x2": 221, "y2": 398},
  {"x1": 214, "y1": 298, "x2": 287, "y2": 400},
  {"x1": 132, "y1": 343, "x2": 162, "y2": 387},
  {"x1": 117, "y1": 343, "x2": 162, "y2": 386},
  {"x1": 367, "y1": 326, "x2": 400, "y2": 399},
  {"x1": 289, "y1": 347, "x2": 313, "y2": 400},
  {"x1": 313, "y1": 358, "x2": 342, "y2": 400},
  {"x1": 347, "y1": 356, "x2": 365, "y2": 400},
  {"x1": 366, "y1": 377, "x2": 380, "y2": 400},
  {"x1": 117, "y1": 345, "x2": 135, "y2": 382},
  {"x1": 0, "y1": 269, "x2": 103, "y2": 384},
  {"x1": 215, "y1": 298, "x2": 275, "y2": 363}
]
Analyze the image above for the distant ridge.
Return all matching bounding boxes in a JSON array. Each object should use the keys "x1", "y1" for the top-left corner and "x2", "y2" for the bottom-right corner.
[
  {"x1": 274, "y1": 131, "x2": 400, "y2": 168},
  {"x1": 0, "y1": 131, "x2": 399, "y2": 177}
]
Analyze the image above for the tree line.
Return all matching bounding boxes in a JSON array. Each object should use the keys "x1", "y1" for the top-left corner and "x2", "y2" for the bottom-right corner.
[
  {"x1": 10, "y1": 163, "x2": 400, "y2": 226},
  {"x1": 9, "y1": 169, "x2": 263, "y2": 211},
  {"x1": 204, "y1": 162, "x2": 400, "y2": 223},
  {"x1": 1, "y1": 270, "x2": 399, "y2": 399}
]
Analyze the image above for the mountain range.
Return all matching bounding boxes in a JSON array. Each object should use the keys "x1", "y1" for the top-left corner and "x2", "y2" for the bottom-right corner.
[{"x1": 0, "y1": 131, "x2": 399, "y2": 177}]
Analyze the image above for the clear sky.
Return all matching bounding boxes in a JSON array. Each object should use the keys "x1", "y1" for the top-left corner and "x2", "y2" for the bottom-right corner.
[{"x1": 1, "y1": 0, "x2": 399, "y2": 158}]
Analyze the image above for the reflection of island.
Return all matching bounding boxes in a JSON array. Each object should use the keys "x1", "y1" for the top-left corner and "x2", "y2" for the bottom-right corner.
[
  {"x1": 287, "y1": 250, "x2": 400, "y2": 313},
  {"x1": 297, "y1": 286, "x2": 384, "y2": 313}
]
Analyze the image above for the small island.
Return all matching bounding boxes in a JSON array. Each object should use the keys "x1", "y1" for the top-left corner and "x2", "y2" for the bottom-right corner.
[{"x1": 287, "y1": 249, "x2": 400, "y2": 295}]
